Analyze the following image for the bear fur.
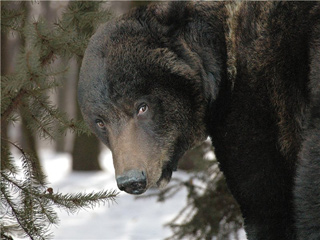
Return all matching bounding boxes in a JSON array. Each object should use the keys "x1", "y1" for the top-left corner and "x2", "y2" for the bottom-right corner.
[
  {"x1": 78, "y1": 2, "x2": 320, "y2": 239},
  {"x1": 294, "y1": 22, "x2": 320, "y2": 240}
]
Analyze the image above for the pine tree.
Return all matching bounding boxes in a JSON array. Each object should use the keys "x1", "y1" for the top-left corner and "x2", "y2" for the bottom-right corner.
[{"x1": 1, "y1": 2, "x2": 117, "y2": 239}]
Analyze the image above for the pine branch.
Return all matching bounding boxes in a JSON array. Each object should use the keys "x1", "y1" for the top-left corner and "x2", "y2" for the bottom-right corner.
[
  {"x1": 0, "y1": 147, "x2": 19, "y2": 174},
  {"x1": 2, "y1": 172, "x2": 118, "y2": 212},
  {"x1": 1, "y1": 2, "x2": 116, "y2": 239},
  {"x1": 1, "y1": 185, "x2": 36, "y2": 240},
  {"x1": 1, "y1": 11, "x2": 24, "y2": 20},
  {"x1": 1, "y1": 89, "x2": 27, "y2": 124},
  {"x1": 32, "y1": 21, "x2": 57, "y2": 66},
  {"x1": 2, "y1": 171, "x2": 118, "y2": 239},
  {"x1": 2, "y1": 138, "x2": 46, "y2": 184},
  {"x1": 1, "y1": 3, "x2": 26, "y2": 34},
  {"x1": 44, "y1": 190, "x2": 119, "y2": 214},
  {"x1": 28, "y1": 112, "x2": 54, "y2": 139},
  {"x1": 28, "y1": 92, "x2": 89, "y2": 136},
  {"x1": 1, "y1": 48, "x2": 53, "y2": 124}
]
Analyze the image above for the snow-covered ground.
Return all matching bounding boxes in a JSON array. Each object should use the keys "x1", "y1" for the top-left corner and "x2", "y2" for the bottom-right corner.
[
  {"x1": 41, "y1": 148, "x2": 187, "y2": 240},
  {"x1": 35, "y1": 148, "x2": 246, "y2": 240}
]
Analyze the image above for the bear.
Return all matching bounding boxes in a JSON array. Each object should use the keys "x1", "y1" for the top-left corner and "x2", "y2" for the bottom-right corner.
[
  {"x1": 78, "y1": 2, "x2": 320, "y2": 240},
  {"x1": 294, "y1": 22, "x2": 320, "y2": 240}
]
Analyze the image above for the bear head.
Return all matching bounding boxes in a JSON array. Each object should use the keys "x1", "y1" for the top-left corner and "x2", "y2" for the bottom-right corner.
[{"x1": 78, "y1": 2, "x2": 223, "y2": 194}]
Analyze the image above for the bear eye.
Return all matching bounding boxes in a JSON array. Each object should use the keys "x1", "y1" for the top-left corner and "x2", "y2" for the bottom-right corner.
[
  {"x1": 137, "y1": 103, "x2": 148, "y2": 115},
  {"x1": 95, "y1": 119, "x2": 105, "y2": 129}
]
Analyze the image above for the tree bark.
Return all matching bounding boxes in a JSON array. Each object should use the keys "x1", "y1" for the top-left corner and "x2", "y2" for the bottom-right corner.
[
  {"x1": 1, "y1": 28, "x2": 10, "y2": 161},
  {"x1": 19, "y1": 2, "x2": 41, "y2": 169}
]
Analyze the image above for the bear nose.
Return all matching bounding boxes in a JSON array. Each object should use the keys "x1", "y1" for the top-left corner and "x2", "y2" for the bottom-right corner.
[{"x1": 116, "y1": 170, "x2": 147, "y2": 195}]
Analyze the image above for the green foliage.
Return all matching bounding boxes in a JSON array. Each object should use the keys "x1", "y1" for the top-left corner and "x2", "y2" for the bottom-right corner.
[
  {"x1": 140, "y1": 141, "x2": 243, "y2": 240},
  {"x1": 1, "y1": 2, "x2": 117, "y2": 239},
  {"x1": 1, "y1": 2, "x2": 26, "y2": 34},
  {"x1": 1, "y1": 1, "x2": 112, "y2": 136}
]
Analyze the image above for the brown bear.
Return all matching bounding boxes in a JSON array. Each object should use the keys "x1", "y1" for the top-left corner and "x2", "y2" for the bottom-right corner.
[
  {"x1": 78, "y1": 2, "x2": 320, "y2": 239},
  {"x1": 294, "y1": 20, "x2": 320, "y2": 240}
]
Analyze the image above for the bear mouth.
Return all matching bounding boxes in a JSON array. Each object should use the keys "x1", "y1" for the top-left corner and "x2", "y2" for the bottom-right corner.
[
  {"x1": 156, "y1": 153, "x2": 180, "y2": 189},
  {"x1": 156, "y1": 162, "x2": 174, "y2": 189}
]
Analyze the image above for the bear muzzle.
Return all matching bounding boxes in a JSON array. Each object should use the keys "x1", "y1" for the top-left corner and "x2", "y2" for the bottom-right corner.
[{"x1": 116, "y1": 169, "x2": 147, "y2": 195}]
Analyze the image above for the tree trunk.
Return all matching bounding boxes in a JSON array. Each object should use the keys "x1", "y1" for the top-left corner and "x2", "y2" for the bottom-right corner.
[
  {"x1": 1, "y1": 2, "x2": 41, "y2": 169},
  {"x1": 19, "y1": 2, "x2": 41, "y2": 168},
  {"x1": 1, "y1": 28, "x2": 10, "y2": 166},
  {"x1": 54, "y1": 57, "x2": 70, "y2": 153}
]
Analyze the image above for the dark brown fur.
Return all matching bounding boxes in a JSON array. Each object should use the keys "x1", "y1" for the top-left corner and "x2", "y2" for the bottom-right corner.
[
  {"x1": 211, "y1": 2, "x2": 320, "y2": 239},
  {"x1": 294, "y1": 20, "x2": 320, "y2": 240},
  {"x1": 78, "y1": 2, "x2": 320, "y2": 239}
]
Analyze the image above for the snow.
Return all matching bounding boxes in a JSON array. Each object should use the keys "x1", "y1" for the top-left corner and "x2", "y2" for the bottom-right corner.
[
  {"x1": 40, "y1": 149, "x2": 188, "y2": 240},
  {"x1": 23, "y1": 148, "x2": 247, "y2": 240}
]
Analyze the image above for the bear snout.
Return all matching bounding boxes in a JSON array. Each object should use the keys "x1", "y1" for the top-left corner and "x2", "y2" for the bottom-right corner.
[{"x1": 116, "y1": 170, "x2": 147, "y2": 195}]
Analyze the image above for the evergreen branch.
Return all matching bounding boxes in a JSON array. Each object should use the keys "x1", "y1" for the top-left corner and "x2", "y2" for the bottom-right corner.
[
  {"x1": 0, "y1": 147, "x2": 18, "y2": 174},
  {"x1": 165, "y1": 204, "x2": 192, "y2": 229},
  {"x1": 2, "y1": 137, "x2": 27, "y2": 156},
  {"x1": 26, "y1": 92, "x2": 91, "y2": 136},
  {"x1": 53, "y1": 22, "x2": 70, "y2": 33},
  {"x1": 2, "y1": 173, "x2": 118, "y2": 218},
  {"x1": 29, "y1": 92, "x2": 72, "y2": 132},
  {"x1": 1, "y1": 89, "x2": 27, "y2": 123},
  {"x1": 1, "y1": 11, "x2": 25, "y2": 20},
  {"x1": 1, "y1": 226, "x2": 17, "y2": 240},
  {"x1": 2, "y1": 138, "x2": 46, "y2": 184},
  {"x1": 41, "y1": 50, "x2": 55, "y2": 66},
  {"x1": 1, "y1": 172, "x2": 22, "y2": 190},
  {"x1": 1, "y1": 172, "x2": 40, "y2": 197},
  {"x1": 45, "y1": 67, "x2": 69, "y2": 77},
  {"x1": 33, "y1": 22, "x2": 50, "y2": 42},
  {"x1": 32, "y1": 22, "x2": 57, "y2": 66},
  {"x1": 1, "y1": 178, "x2": 50, "y2": 240},
  {"x1": 36, "y1": 198, "x2": 59, "y2": 225},
  {"x1": 1, "y1": 49, "x2": 46, "y2": 123},
  {"x1": 29, "y1": 113, "x2": 54, "y2": 139},
  {"x1": 44, "y1": 190, "x2": 119, "y2": 213},
  {"x1": 19, "y1": 97, "x2": 70, "y2": 139},
  {"x1": 67, "y1": 119, "x2": 92, "y2": 136},
  {"x1": 136, "y1": 178, "x2": 185, "y2": 202},
  {"x1": 1, "y1": 2, "x2": 117, "y2": 239},
  {"x1": 1, "y1": 186, "x2": 35, "y2": 240},
  {"x1": 25, "y1": 51, "x2": 37, "y2": 77},
  {"x1": 1, "y1": 6, "x2": 26, "y2": 34},
  {"x1": 1, "y1": 23, "x2": 23, "y2": 32}
]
